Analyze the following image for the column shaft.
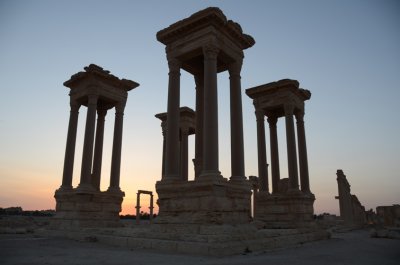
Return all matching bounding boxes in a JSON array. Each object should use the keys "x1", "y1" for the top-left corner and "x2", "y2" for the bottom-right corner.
[
  {"x1": 149, "y1": 194, "x2": 154, "y2": 223},
  {"x1": 296, "y1": 111, "x2": 310, "y2": 193},
  {"x1": 164, "y1": 58, "x2": 181, "y2": 181},
  {"x1": 284, "y1": 104, "x2": 299, "y2": 191},
  {"x1": 229, "y1": 61, "x2": 245, "y2": 181},
  {"x1": 200, "y1": 45, "x2": 220, "y2": 179},
  {"x1": 61, "y1": 101, "x2": 80, "y2": 189},
  {"x1": 268, "y1": 116, "x2": 280, "y2": 193},
  {"x1": 194, "y1": 75, "x2": 204, "y2": 179},
  {"x1": 255, "y1": 110, "x2": 268, "y2": 191},
  {"x1": 180, "y1": 128, "x2": 189, "y2": 181},
  {"x1": 109, "y1": 102, "x2": 125, "y2": 192},
  {"x1": 79, "y1": 94, "x2": 98, "y2": 190},
  {"x1": 92, "y1": 109, "x2": 107, "y2": 190},
  {"x1": 136, "y1": 192, "x2": 140, "y2": 224},
  {"x1": 161, "y1": 121, "x2": 167, "y2": 178}
]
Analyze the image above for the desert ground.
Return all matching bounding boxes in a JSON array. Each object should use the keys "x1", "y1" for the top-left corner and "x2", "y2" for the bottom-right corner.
[{"x1": 1, "y1": 229, "x2": 399, "y2": 265}]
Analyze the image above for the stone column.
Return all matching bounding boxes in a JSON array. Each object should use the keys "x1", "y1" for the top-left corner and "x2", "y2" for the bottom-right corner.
[
  {"x1": 284, "y1": 104, "x2": 299, "y2": 191},
  {"x1": 164, "y1": 58, "x2": 181, "y2": 181},
  {"x1": 92, "y1": 109, "x2": 107, "y2": 190},
  {"x1": 255, "y1": 109, "x2": 268, "y2": 192},
  {"x1": 296, "y1": 111, "x2": 310, "y2": 193},
  {"x1": 267, "y1": 116, "x2": 280, "y2": 194},
  {"x1": 60, "y1": 100, "x2": 81, "y2": 190},
  {"x1": 78, "y1": 94, "x2": 98, "y2": 191},
  {"x1": 194, "y1": 74, "x2": 204, "y2": 179},
  {"x1": 108, "y1": 101, "x2": 126, "y2": 192},
  {"x1": 229, "y1": 60, "x2": 246, "y2": 181},
  {"x1": 136, "y1": 192, "x2": 140, "y2": 224},
  {"x1": 160, "y1": 121, "x2": 167, "y2": 178},
  {"x1": 200, "y1": 44, "x2": 221, "y2": 179},
  {"x1": 180, "y1": 126, "x2": 189, "y2": 181},
  {"x1": 149, "y1": 193, "x2": 154, "y2": 223}
]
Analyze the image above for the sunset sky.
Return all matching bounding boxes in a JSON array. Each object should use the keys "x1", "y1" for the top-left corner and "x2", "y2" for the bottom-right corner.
[{"x1": 0, "y1": 0, "x2": 399, "y2": 216}]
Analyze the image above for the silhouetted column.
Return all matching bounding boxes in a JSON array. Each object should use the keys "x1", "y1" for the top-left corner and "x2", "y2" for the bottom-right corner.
[
  {"x1": 255, "y1": 109, "x2": 268, "y2": 192},
  {"x1": 78, "y1": 94, "x2": 98, "y2": 191},
  {"x1": 194, "y1": 74, "x2": 204, "y2": 179},
  {"x1": 149, "y1": 194, "x2": 154, "y2": 223},
  {"x1": 109, "y1": 101, "x2": 126, "y2": 192},
  {"x1": 229, "y1": 60, "x2": 245, "y2": 181},
  {"x1": 284, "y1": 104, "x2": 299, "y2": 191},
  {"x1": 164, "y1": 58, "x2": 181, "y2": 181},
  {"x1": 160, "y1": 121, "x2": 167, "y2": 178},
  {"x1": 136, "y1": 192, "x2": 140, "y2": 224},
  {"x1": 267, "y1": 116, "x2": 280, "y2": 194},
  {"x1": 61, "y1": 100, "x2": 81, "y2": 190},
  {"x1": 296, "y1": 111, "x2": 310, "y2": 193},
  {"x1": 200, "y1": 44, "x2": 220, "y2": 180},
  {"x1": 180, "y1": 127, "x2": 189, "y2": 181},
  {"x1": 92, "y1": 109, "x2": 107, "y2": 190}
]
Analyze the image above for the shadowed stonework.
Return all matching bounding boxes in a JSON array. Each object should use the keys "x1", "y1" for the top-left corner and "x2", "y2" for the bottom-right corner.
[
  {"x1": 47, "y1": 8, "x2": 330, "y2": 255},
  {"x1": 155, "y1": 7, "x2": 254, "y2": 225},
  {"x1": 246, "y1": 79, "x2": 315, "y2": 228}
]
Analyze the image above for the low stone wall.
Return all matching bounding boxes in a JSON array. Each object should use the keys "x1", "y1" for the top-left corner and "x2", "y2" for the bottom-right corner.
[
  {"x1": 254, "y1": 192, "x2": 315, "y2": 228},
  {"x1": 53, "y1": 189, "x2": 124, "y2": 229},
  {"x1": 39, "y1": 223, "x2": 330, "y2": 256},
  {"x1": 156, "y1": 178, "x2": 252, "y2": 225}
]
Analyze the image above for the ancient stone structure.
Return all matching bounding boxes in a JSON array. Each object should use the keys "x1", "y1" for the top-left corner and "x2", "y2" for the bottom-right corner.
[
  {"x1": 376, "y1": 205, "x2": 400, "y2": 227},
  {"x1": 135, "y1": 190, "x2": 154, "y2": 224},
  {"x1": 155, "y1": 107, "x2": 196, "y2": 180},
  {"x1": 53, "y1": 64, "x2": 139, "y2": 228},
  {"x1": 335, "y1": 169, "x2": 366, "y2": 226},
  {"x1": 246, "y1": 79, "x2": 315, "y2": 228},
  {"x1": 155, "y1": 7, "x2": 254, "y2": 224}
]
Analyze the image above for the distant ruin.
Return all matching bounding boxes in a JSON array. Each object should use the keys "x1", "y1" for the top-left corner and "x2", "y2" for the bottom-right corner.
[{"x1": 335, "y1": 169, "x2": 366, "y2": 226}]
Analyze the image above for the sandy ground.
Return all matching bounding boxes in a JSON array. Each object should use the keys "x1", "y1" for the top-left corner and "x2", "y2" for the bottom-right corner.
[{"x1": 0, "y1": 229, "x2": 399, "y2": 265}]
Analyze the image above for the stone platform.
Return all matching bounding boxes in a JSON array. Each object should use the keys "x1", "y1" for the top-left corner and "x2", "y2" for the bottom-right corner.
[
  {"x1": 255, "y1": 191, "x2": 315, "y2": 228},
  {"x1": 39, "y1": 223, "x2": 330, "y2": 256},
  {"x1": 53, "y1": 189, "x2": 124, "y2": 229},
  {"x1": 155, "y1": 178, "x2": 252, "y2": 225}
]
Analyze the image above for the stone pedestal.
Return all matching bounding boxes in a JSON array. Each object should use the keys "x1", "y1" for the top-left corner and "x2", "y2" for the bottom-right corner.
[
  {"x1": 53, "y1": 189, "x2": 124, "y2": 229},
  {"x1": 254, "y1": 192, "x2": 315, "y2": 228},
  {"x1": 155, "y1": 178, "x2": 252, "y2": 225}
]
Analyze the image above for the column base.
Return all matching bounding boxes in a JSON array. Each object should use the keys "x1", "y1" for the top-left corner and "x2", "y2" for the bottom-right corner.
[
  {"x1": 229, "y1": 175, "x2": 247, "y2": 182},
  {"x1": 198, "y1": 170, "x2": 223, "y2": 181},
  {"x1": 52, "y1": 188, "x2": 124, "y2": 229},
  {"x1": 75, "y1": 183, "x2": 96, "y2": 193},
  {"x1": 254, "y1": 191, "x2": 315, "y2": 228},
  {"x1": 155, "y1": 177, "x2": 252, "y2": 225}
]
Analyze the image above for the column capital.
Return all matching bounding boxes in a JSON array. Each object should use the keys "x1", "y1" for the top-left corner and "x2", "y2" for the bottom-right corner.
[
  {"x1": 180, "y1": 125, "x2": 190, "y2": 136},
  {"x1": 167, "y1": 57, "x2": 181, "y2": 73},
  {"x1": 203, "y1": 44, "x2": 219, "y2": 60},
  {"x1": 115, "y1": 100, "x2": 126, "y2": 114},
  {"x1": 267, "y1": 116, "x2": 278, "y2": 126},
  {"x1": 97, "y1": 108, "x2": 107, "y2": 117},
  {"x1": 255, "y1": 109, "x2": 265, "y2": 121},
  {"x1": 194, "y1": 74, "x2": 204, "y2": 87},
  {"x1": 284, "y1": 104, "x2": 295, "y2": 115},
  {"x1": 161, "y1": 121, "x2": 167, "y2": 136},
  {"x1": 87, "y1": 94, "x2": 99, "y2": 105},
  {"x1": 295, "y1": 110, "x2": 305, "y2": 122},
  {"x1": 70, "y1": 99, "x2": 81, "y2": 111},
  {"x1": 228, "y1": 59, "x2": 243, "y2": 77}
]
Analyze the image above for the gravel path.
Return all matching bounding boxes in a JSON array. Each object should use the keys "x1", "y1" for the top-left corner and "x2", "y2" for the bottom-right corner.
[{"x1": 0, "y1": 229, "x2": 399, "y2": 265}]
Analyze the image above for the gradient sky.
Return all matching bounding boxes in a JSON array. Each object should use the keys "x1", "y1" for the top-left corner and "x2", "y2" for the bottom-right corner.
[{"x1": 0, "y1": 0, "x2": 399, "y2": 215}]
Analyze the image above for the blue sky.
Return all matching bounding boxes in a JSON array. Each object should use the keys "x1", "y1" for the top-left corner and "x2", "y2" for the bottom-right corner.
[{"x1": 0, "y1": 0, "x2": 399, "y2": 214}]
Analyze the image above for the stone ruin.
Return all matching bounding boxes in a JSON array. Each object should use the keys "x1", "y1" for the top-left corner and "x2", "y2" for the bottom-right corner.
[
  {"x1": 53, "y1": 64, "x2": 139, "y2": 228},
  {"x1": 376, "y1": 205, "x2": 400, "y2": 227},
  {"x1": 246, "y1": 79, "x2": 315, "y2": 228},
  {"x1": 49, "y1": 7, "x2": 330, "y2": 255},
  {"x1": 335, "y1": 169, "x2": 366, "y2": 227}
]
